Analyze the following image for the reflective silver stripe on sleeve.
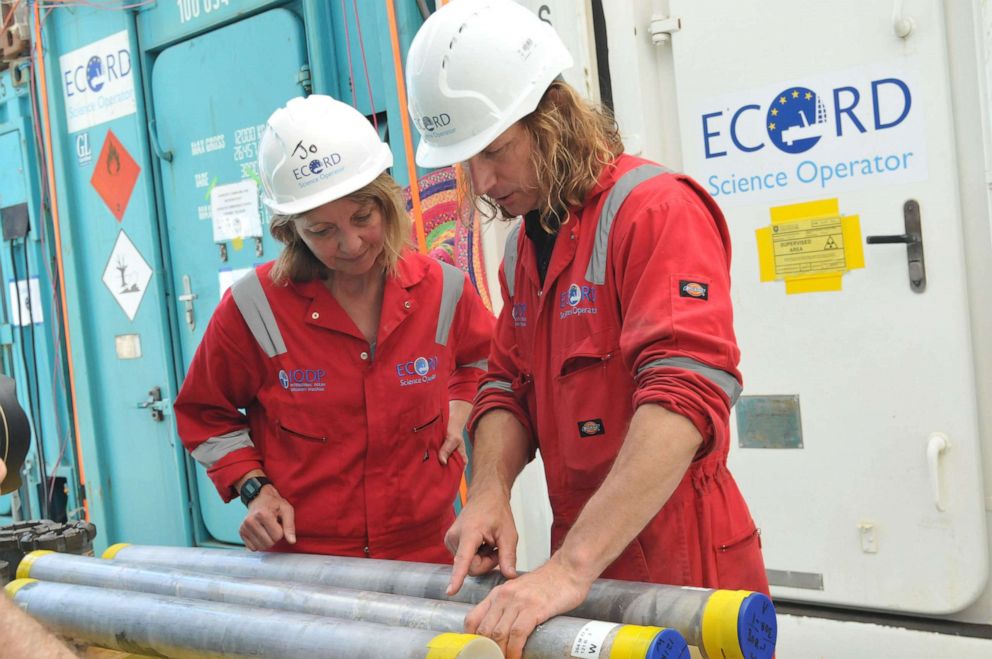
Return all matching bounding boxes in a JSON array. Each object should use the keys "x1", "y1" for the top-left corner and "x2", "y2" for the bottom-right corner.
[
  {"x1": 460, "y1": 359, "x2": 489, "y2": 371},
  {"x1": 190, "y1": 429, "x2": 255, "y2": 469},
  {"x1": 502, "y1": 222, "x2": 522, "y2": 297},
  {"x1": 436, "y1": 262, "x2": 466, "y2": 346},
  {"x1": 231, "y1": 270, "x2": 287, "y2": 358},
  {"x1": 637, "y1": 357, "x2": 743, "y2": 406},
  {"x1": 586, "y1": 164, "x2": 671, "y2": 285},
  {"x1": 478, "y1": 380, "x2": 513, "y2": 395}
]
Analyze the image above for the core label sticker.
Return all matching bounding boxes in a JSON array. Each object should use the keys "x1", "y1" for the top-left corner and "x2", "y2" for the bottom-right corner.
[{"x1": 570, "y1": 620, "x2": 619, "y2": 659}]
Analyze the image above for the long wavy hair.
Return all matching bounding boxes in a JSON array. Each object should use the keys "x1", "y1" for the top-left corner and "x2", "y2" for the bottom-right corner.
[
  {"x1": 477, "y1": 80, "x2": 624, "y2": 232},
  {"x1": 268, "y1": 172, "x2": 412, "y2": 284}
]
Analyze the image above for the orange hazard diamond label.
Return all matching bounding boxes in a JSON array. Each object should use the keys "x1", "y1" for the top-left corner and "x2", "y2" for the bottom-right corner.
[{"x1": 90, "y1": 130, "x2": 140, "y2": 221}]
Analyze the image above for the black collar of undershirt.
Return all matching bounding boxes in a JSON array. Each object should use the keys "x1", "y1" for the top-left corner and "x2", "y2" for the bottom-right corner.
[{"x1": 523, "y1": 209, "x2": 562, "y2": 286}]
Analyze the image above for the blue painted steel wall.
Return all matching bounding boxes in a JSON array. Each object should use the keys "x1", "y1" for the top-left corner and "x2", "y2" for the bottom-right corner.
[
  {"x1": 8, "y1": 0, "x2": 429, "y2": 552},
  {"x1": 0, "y1": 65, "x2": 79, "y2": 527}
]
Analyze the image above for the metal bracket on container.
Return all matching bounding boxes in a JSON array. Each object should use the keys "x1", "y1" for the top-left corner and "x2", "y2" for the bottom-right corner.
[{"x1": 148, "y1": 118, "x2": 174, "y2": 162}]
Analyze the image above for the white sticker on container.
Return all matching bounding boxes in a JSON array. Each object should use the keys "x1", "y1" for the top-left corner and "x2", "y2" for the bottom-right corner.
[
  {"x1": 59, "y1": 30, "x2": 137, "y2": 133},
  {"x1": 8, "y1": 277, "x2": 43, "y2": 326},
  {"x1": 211, "y1": 179, "x2": 262, "y2": 242},
  {"x1": 570, "y1": 620, "x2": 619, "y2": 659}
]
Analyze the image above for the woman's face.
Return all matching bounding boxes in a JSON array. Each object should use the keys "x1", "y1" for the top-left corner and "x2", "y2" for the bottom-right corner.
[{"x1": 294, "y1": 197, "x2": 386, "y2": 277}]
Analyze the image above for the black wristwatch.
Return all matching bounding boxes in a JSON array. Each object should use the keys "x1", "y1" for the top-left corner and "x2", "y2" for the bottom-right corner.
[{"x1": 239, "y1": 476, "x2": 273, "y2": 507}]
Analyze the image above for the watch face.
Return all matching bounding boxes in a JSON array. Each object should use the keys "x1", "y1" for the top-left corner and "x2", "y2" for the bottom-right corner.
[{"x1": 241, "y1": 479, "x2": 261, "y2": 505}]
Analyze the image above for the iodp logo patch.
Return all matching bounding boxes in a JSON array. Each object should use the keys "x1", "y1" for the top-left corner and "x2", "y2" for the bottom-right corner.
[
  {"x1": 511, "y1": 302, "x2": 527, "y2": 328},
  {"x1": 278, "y1": 367, "x2": 327, "y2": 393},
  {"x1": 395, "y1": 355, "x2": 439, "y2": 387},
  {"x1": 559, "y1": 283, "x2": 597, "y2": 320}
]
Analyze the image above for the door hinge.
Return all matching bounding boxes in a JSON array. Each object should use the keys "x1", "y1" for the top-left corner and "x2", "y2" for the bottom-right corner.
[
  {"x1": 297, "y1": 64, "x2": 312, "y2": 94},
  {"x1": 649, "y1": 15, "x2": 682, "y2": 45}
]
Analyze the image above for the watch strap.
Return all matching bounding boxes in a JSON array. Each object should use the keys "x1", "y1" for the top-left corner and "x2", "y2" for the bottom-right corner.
[{"x1": 239, "y1": 476, "x2": 273, "y2": 507}]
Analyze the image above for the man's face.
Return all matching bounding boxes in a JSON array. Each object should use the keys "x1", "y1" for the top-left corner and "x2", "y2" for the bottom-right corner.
[
  {"x1": 0, "y1": 458, "x2": 6, "y2": 484},
  {"x1": 465, "y1": 122, "x2": 541, "y2": 217}
]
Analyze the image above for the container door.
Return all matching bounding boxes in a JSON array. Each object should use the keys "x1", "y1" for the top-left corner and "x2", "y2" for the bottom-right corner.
[
  {"x1": 667, "y1": 0, "x2": 987, "y2": 613},
  {"x1": 150, "y1": 9, "x2": 308, "y2": 544}
]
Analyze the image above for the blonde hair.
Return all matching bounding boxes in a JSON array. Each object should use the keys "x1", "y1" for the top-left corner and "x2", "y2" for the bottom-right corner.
[
  {"x1": 477, "y1": 80, "x2": 624, "y2": 232},
  {"x1": 269, "y1": 172, "x2": 413, "y2": 284}
]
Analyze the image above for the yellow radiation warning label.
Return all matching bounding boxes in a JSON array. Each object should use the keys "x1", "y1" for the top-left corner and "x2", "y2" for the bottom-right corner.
[
  {"x1": 771, "y1": 217, "x2": 845, "y2": 276},
  {"x1": 757, "y1": 198, "x2": 864, "y2": 294}
]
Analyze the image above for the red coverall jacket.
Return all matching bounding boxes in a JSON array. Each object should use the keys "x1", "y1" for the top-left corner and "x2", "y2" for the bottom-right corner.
[
  {"x1": 175, "y1": 252, "x2": 493, "y2": 561},
  {"x1": 470, "y1": 154, "x2": 769, "y2": 593}
]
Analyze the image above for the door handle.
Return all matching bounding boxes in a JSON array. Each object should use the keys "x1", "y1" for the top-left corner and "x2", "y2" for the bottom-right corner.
[
  {"x1": 926, "y1": 432, "x2": 949, "y2": 512},
  {"x1": 865, "y1": 199, "x2": 926, "y2": 292},
  {"x1": 177, "y1": 274, "x2": 197, "y2": 332},
  {"x1": 866, "y1": 234, "x2": 918, "y2": 244}
]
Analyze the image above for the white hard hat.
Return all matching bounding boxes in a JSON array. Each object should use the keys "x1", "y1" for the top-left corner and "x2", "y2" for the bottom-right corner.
[
  {"x1": 406, "y1": 0, "x2": 573, "y2": 168},
  {"x1": 258, "y1": 95, "x2": 393, "y2": 215}
]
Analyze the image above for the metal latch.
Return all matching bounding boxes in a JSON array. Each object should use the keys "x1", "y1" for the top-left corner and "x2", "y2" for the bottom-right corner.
[
  {"x1": 649, "y1": 15, "x2": 682, "y2": 45},
  {"x1": 865, "y1": 199, "x2": 926, "y2": 293},
  {"x1": 137, "y1": 386, "x2": 172, "y2": 422},
  {"x1": 178, "y1": 274, "x2": 197, "y2": 331}
]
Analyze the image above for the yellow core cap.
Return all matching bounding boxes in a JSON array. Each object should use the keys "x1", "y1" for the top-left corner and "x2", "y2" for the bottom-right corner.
[
  {"x1": 426, "y1": 633, "x2": 502, "y2": 658},
  {"x1": 102, "y1": 543, "x2": 132, "y2": 560},
  {"x1": 702, "y1": 589, "x2": 750, "y2": 659},
  {"x1": 609, "y1": 625, "x2": 665, "y2": 658},
  {"x1": 16, "y1": 550, "x2": 54, "y2": 580},
  {"x1": 4, "y1": 578, "x2": 38, "y2": 599}
]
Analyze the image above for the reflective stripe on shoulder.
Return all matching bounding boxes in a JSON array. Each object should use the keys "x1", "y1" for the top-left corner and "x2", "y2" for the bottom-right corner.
[
  {"x1": 436, "y1": 262, "x2": 466, "y2": 346},
  {"x1": 190, "y1": 429, "x2": 254, "y2": 468},
  {"x1": 231, "y1": 270, "x2": 287, "y2": 358},
  {"x1": 502, "y1": 222, "x2": 523, "y2": 297},
  {"x1": 637, "y1": 357, "x2": 743, "y2": 406},
  {"x1": 586, "y1": 164, "x2": 671, "y2": 285}
]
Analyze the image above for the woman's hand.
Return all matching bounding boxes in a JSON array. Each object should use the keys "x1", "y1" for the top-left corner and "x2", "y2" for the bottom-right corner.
[
  {"x1": 240, "y1": 483, "x2": 296, "y2": 551},
  {"x1": 439, "y1": 399, "x2": 472, "y2": 465}
]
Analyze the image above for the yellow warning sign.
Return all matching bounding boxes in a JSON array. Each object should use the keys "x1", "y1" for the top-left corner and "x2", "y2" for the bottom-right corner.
[{"x1": 756, "y1": 198, "x2": 864, "y2": 294}]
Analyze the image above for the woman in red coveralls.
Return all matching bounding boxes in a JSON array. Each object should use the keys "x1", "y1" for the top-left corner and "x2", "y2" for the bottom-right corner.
[{"x1": 174, "y1": 95, "x2": 493, "y2": 562}]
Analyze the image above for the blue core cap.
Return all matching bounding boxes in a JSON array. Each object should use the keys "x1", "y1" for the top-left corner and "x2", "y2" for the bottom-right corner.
[
  {"x1": 646, "y1": 627, "x2": 691, "y2": 659},
  {"x1": 737, "y1": 592, "x2": 778, "y2": 659}
]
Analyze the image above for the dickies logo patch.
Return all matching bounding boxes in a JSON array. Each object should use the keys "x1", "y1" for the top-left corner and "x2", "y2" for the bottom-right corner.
[
  {"x1": 577, "y1": 418, "x2": 605, "y2": 437},
  {"x1": 679, "y1": 280, "x2": 709, "y2": 300}
]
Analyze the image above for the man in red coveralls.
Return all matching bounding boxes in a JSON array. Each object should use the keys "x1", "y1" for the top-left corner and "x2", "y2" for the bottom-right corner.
[{"x1": 406, "y1": 1, "x2": 769, "y2": 655}]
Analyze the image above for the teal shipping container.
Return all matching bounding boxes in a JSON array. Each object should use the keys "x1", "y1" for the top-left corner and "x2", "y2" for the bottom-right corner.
[{"x1": 0, "y1": 0, "x2": 439, "y2": 552}]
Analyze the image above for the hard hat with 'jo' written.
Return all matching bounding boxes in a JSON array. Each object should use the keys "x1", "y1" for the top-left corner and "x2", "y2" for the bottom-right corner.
[
  {"x1": 258, "y1": 95, "x2": 393, "y2": 216},
  {"x1": 405, "y1": 0, "x2": 573, "y2": 168}
]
